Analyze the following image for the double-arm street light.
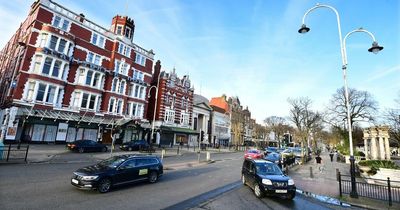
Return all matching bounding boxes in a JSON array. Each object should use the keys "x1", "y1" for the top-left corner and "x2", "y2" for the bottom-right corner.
[{"x1": 299, "y1": 3, "x2": 383, "y2": 198}]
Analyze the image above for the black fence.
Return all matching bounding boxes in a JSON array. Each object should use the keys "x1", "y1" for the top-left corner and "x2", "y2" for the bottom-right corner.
[
  {"x1": 338, "y1": 172, "x2": 400, "y2": 206},
  {"x1": 0, "y1": 144, "x2": 29, "y2": 163}
]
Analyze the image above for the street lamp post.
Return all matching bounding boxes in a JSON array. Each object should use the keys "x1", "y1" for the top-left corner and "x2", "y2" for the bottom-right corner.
[
  {"x1": 299, "y1": 3, "x2": 383, "y2": 198},
  {"x1": 148, "y1": 72, "x2": 162, "y2": 146}
]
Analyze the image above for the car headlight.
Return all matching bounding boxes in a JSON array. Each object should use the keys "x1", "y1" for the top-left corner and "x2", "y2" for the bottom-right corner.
[
  {"x1": 288, "y1": 179, "x2": 294, "y2": 185},
  {"x1": 262, "y1": 179, "x2": 273, "y2": 185},
  {"x1": 81, "y1": 175, "x2": 99, "y2": 181}
]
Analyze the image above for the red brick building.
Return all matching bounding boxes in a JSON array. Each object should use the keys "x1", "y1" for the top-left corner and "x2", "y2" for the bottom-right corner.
[
  {"x1": 0, "y1": 0, "x2": 155, "y2": 144},
  {"x1": 147, "y1": 61, "x2": 197, "y2": 146}
]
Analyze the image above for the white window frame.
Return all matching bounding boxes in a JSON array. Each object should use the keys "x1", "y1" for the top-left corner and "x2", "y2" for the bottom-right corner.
[
  {"x1": 135, "y1": 54, "x2": 146, "y2": 66},
  {"x1": 52, "y1": 15, "x2": 70, "y2": 32},
  {"x1": 91, "y1": 32, "x2": 105, "y2": 48},
  {"x1": 180, "y1": 112, "x2": 190, "y2": 125},
  {"x1": 86, "y1": 52, "x2": 102, "y2": 66},
  {"x1": 164, "y1": 109, "x2": 175, "y2": 123}
]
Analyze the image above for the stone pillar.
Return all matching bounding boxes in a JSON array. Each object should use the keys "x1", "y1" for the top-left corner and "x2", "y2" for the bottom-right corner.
[
  {"x1": 384, "y1": 135, "x2": 391, "y2": 160},
  {"x1": 363, "y1": 137, "x2": 368, "y2": 160},
  {"x1": 370, "y1": 128, "x2": 378, "y2": 160},
  {"x1": 378, "y1": 135, "x2": 385, "y2": 160}
]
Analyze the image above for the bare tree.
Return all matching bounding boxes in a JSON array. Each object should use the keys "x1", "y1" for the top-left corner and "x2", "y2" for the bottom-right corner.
[
  {"x1": 287, "y1": 97, "x2": 322, "y2": 154},
  {"x1": 264, "y1": 116, "x2": 292, "y2": 148},
  {"x1": 384, "y1": 92, "x2": 400, "y2": 142},
  {"x1": 325, "y1": 87, "x2": 379, "y2": 128}
]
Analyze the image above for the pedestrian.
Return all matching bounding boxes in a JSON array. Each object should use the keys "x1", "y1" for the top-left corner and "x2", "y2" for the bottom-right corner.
[
  {"x1": 315, "y1": 155, "x2": 323, "y2": 172},
  {"x1": 329, "y1": 151, "x2": 334, "y2": 162}
]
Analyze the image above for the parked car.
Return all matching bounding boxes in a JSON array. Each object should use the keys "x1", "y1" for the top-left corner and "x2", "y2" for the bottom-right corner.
[
  {"x1": 71, "y1": 154, "x2": 163, "y2": 193},
  {"x1": 244, "y1": 149, "x2": 264, "y2": 159},
  {"x1": 241, "y1": 158, "x2": 296, "y2": 199},
  {"x1": 120, "y1": 140, "x2": 150, "y2": 151},
  {"x1": 67, "y1": 140, "x2": 107, "y2": 153},
  {"x1": 265, "y1": 147, "x2": 278, "y2": 154},
  {"x1": 264, "y1": 152, "x2": 281, "y2": 166}
]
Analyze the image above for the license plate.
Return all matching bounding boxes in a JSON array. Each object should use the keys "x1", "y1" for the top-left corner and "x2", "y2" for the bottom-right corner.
[
  {"x1": 72, "y1": 179, "x2": 79, "y2": 184},
  {"x1": 275, "y1": 189, "x2": 287, "y2": 193}
]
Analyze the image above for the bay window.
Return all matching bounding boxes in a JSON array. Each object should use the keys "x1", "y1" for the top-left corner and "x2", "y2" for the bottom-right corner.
[{"x1": 24, "y1": 81, "x2": 63, "y2": 105}]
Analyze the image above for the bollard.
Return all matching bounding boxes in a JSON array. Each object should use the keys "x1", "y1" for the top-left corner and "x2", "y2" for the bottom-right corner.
[
  {"x1": 177, "y1": 146, "x2": 180, "y2": 155},
  {"x1": 310, "y1": 166, "x2": 313, "y2": 178},
  {"x1": 206, "y1": 152, "x2": 210, "y2": 161},
  {"x1": 336, "y1": 168, "x2": 339, "y2": 181},
  {"x1": 197, "y1": 150, "x2": 201, "y2": 163},
  {"x1": 161, "y1": 149, "x2": 166, "y2": 160}
]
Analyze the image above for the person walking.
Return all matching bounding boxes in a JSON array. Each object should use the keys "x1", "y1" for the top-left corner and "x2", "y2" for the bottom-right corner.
[
  {"x1": 315, "y1": 155, "x2": 323, "y2": 172},
  {"x1": 329, "y1": 151, "x2": 334, "y2": 162}
]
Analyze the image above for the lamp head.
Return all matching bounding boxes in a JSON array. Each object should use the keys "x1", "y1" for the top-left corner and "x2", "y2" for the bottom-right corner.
[
  {"x1": 298, "y1": 24, "x2": 310, "y2": 34},
  {"x1": 368, "y1": 41, "x2": 383, "y2": 54}
]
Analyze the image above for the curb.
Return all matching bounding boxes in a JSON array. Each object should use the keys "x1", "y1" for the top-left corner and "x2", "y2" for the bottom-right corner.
[{"x1": 296, "y1": 189, "x2": 351, "y2": 207}]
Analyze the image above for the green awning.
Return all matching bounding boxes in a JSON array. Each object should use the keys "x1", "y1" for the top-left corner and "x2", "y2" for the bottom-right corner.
[{"x1": 161, "y1": 126, "x2": 199, "y2": 135}]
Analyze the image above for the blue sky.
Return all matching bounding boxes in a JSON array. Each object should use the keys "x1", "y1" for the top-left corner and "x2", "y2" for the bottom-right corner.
[{"x1": 1, "y1": 0, "x2": 399, "y2": 124}]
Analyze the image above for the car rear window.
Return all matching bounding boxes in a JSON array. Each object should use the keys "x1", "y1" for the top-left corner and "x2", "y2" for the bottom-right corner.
[{"x1": 255, "y1": 163, "x2": 282, "y2": 175}]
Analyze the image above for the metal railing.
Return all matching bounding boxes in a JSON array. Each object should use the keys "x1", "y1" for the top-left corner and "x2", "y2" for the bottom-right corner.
[
  {"x1": 0, "y1": 144, "x2": 29, "y2": 163},
  {"x1": 338, "y1": 172, "x2": 400, "y2": 206}
]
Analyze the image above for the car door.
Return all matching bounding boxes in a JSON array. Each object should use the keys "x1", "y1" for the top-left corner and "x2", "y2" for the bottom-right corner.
[
  {"x1": 114, "y1": 159, "x2": 139, "y2": 185},
  {"x1": 135, "y1": 158, "x2": 151, "y2": 180},
  {"x1": 248, "y1": 162, "x2": 257, "y2": 188}
]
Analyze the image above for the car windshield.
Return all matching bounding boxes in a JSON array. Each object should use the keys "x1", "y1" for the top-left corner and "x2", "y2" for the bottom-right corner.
[
  {"x1": 247, "y1": 150, "x2": 259, "y2": 154},
  {"x1": 255, "y1": 162, "x2": 283, "y2": 176},
  {"x1": 97, "y1": 156, "x2": 126, "y2": 168}
]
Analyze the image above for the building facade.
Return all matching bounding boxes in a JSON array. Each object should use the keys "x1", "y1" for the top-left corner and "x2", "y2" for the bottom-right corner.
[
  {"x1": 228, "y1": 96, "x2": 245, "y2": 146},
  {"x1": 0, "y1": 0, "x2": 155, "y2": 144},
  {"x1": 209, "y1": 95, "x2": 231, "y2": 146},
  {"x1": 191, "y1": 94, "x2": 212, "y2": 146},
  {"x1": 146, "y1": 62, "x2": 196, "y2": 146}
]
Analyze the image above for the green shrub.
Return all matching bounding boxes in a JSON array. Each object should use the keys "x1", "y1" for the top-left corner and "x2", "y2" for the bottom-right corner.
[{"x1": 358, "y1": 160, "x2": 400, "y2": 175}]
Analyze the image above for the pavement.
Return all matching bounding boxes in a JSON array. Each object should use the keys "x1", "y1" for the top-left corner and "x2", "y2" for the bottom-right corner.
[
  {"x1": 289, "y1": 151, "x2": 400, "y2": 210},
  {"x1": 2, "y1": 143, "x2": 400, "y2": 209}
]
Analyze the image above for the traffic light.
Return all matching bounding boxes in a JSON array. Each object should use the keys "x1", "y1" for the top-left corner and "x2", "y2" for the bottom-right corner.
[{"x1": 200, "y1": 131, "x2": 204, "y2": 142}]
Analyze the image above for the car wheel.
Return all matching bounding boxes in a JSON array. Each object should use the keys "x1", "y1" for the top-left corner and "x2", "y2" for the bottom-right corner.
[
  {"x1": 102, "y1": 147, "x2": 107, "y2": 152},
  {"x1": 98, "y1": 178, "x2": 111, "y2": 193},
  {"x1": 241, "y1": 175, "x2": 246, "y2": 185},
  {"x1": 78, "y1": 148, "x2": 84, "y2": 153},
  {"x1": 128, "y1": 147, "x2": 133, "y2": 151},
  {"x1": 254, "y1": 184, "x2": 264, "y2": 198},
  {"x1": 148, "y1": 171, "x2": 158, "y2": 183}
]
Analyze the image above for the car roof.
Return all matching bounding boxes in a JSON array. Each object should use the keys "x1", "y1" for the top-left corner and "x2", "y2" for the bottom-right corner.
[{"x1": 116, "y1": 154, "x2": 159, "y2": 159}]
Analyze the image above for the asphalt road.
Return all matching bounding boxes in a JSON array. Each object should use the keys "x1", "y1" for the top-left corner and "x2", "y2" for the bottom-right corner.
[{"x1": 0, "y1": 152, "x2": 360, "y2": 210}]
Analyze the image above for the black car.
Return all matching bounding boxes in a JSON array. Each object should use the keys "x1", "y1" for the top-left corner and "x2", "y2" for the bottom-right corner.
[
  {"x1": 71, "y1": 154, "x2": 163, "y2": 193},
  {"x1": 241, "y1": 158, "x2": 296, "y2": 199},
  {"x1": 67, "y1": 140, "x2": 107, "y2": 153},
  {"x1": 120, "y1": 140, "x2": 150, "y2": 151}
]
